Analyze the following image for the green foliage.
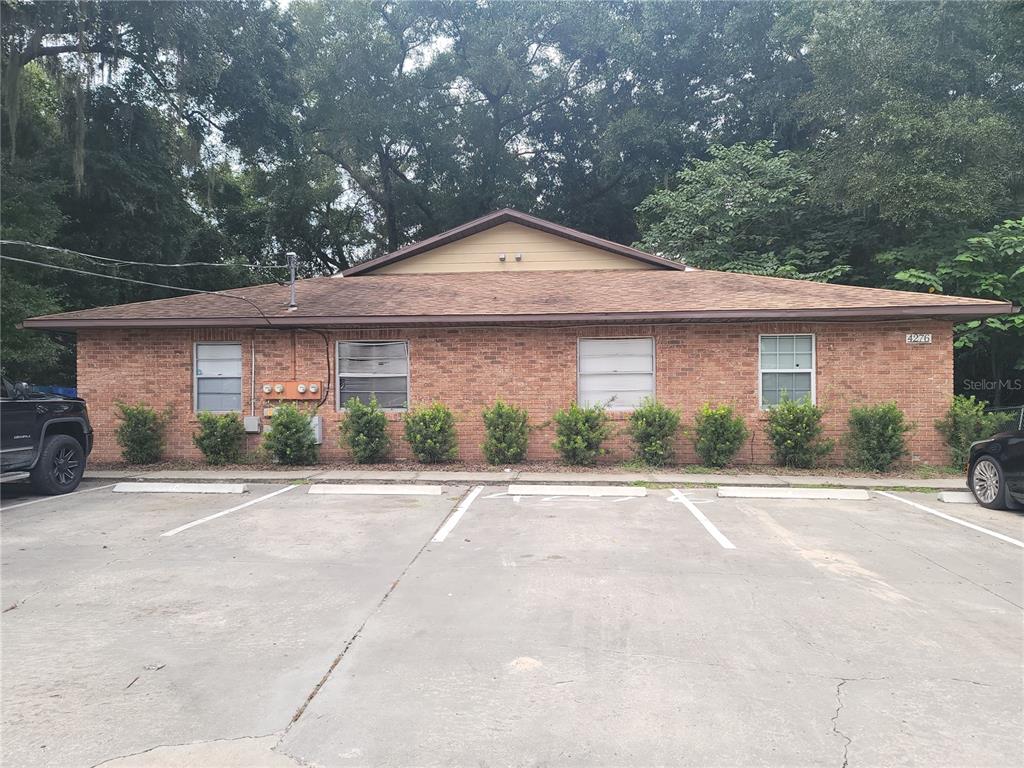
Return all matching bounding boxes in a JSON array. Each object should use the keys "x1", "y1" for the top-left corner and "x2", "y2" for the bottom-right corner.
[
  {"x1": 627, "y1": 398, "x2": 681, "y2": 467},
  {"x1": 552, "y1": 403, "x2": 611, "y2": 466},
  {"x1": 2, "y1": 0, "x2": 1021, "y2": 398},
  {"x1": 262, "y1": 404, "x2": 319, "y2": 465},
  {"x1": 765, "y1": 397, "x2": 834, "y2": 469},
  {"x1": 935, "y1": 395, "x2": 1011, "y2": 468},
  {"x1": 192, "y1": 411, "x2": 246, "y2": 466},
  {"x1": 403, "y1": 403, "x2": 458, "y2": 463},
  {"x1": 339, "y1": 397, "x2": 391, "y2": 464},
  {"x1": 693, "y1": 404, "x2": 750, "y2": 468},
  {"x1": 482, "y1": 400, "x2": 529, "y2": 465},
  {"x1": 115, "y1": 402, "x2": 170, "y2": 465},
  {"x1": 845, "y1": 403, "x2": 912, "y2": 472},
  {"x1": 635, "y1": 142, "x2": 850, "y2": 281}
]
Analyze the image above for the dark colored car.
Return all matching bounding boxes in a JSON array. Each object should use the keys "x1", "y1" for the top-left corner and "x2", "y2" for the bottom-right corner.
[
  {"x1": 967, "y1": 408, "x2": 1024, "y2": 510},
  {"x1": 1, "y1": 377, "x2": 93, "y2": 495}
]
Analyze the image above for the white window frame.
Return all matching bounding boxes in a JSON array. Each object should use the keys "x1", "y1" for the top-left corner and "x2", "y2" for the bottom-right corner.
[
  {"x1": 577, "y1": 337, "x2": 656, "y2": 411},
  {"x1": 758, "y1": 333, "x2": 816, "y2": 410},
  {"x1": 336, "y1": 340, "x2": 410, "y2": 411},
  {"x1": 193, "y1": 341, "x2": 243, "y2": 413}
]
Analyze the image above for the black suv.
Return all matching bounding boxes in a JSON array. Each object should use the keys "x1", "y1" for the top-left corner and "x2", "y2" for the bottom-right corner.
[{"x1": 1, "y1": 377, "x2": 93, "y2": 494}]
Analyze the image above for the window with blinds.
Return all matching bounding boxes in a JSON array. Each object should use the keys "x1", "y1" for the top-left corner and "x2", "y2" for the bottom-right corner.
[
  {"x1": 194, "y1": 343, "x2": 242, "y2": 412},
  {"x1": 577, "y1": 338, "x2": 655, "y2": 409},
  {"x1": 337, "y1": 341, "x2": 409, "y2": 409}
]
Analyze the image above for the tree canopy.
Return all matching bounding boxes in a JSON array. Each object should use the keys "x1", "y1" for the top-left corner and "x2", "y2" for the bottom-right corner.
[{"x1": 2, "y1": 0, "x2": 1022, "y2": 398}]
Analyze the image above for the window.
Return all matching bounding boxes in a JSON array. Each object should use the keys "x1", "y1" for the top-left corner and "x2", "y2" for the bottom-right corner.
[
  {"x1": 194, "y1": 343, "x2": 242, "y2": 412},
  {"x1": 578, "y1": 338, "x2": 655, "y2": 410},
  {"x1": 337, "y1": 341, "x2": 409, "y2": 409},
  {"x1": 760, "y1": 334, "x2": 814, "y2": 407}
]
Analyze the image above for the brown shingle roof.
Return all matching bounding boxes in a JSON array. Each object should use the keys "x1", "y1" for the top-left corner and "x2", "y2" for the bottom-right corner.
[
  {"x1": 22, "y1": 269, "x2": 1014, "y2": 330},
  {"x1": 341, "y1": 208, "x2": 686, "y2": 275}
]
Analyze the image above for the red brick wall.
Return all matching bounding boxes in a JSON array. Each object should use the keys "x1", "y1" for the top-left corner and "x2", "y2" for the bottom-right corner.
[{"x1": 77, "y1": 320, "x2": 953, "y2": 466}]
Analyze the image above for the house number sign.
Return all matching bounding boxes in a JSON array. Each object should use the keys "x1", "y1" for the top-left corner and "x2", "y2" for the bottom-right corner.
[{"x1": 906, "y1": 333, "x2": 932, "y2": 344}]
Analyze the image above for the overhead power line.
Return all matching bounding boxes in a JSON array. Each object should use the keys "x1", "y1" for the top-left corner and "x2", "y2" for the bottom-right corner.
[
  {"x1": 0, "y1": 240, "x2": 289, "y2": 270},
  {"x1": 1, "y1": 254, "x2": 278, "y2": 327}
]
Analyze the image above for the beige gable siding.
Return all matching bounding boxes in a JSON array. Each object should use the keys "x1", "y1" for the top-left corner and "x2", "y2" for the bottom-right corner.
[{"x1": 371, "y1": 222, "x2": 659, "y2": 274}]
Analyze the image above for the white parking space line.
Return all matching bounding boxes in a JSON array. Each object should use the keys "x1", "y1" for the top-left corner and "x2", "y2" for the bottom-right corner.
[
  {"x1": 113, "y1": 482, "x2": 245, "y2": 494},
  {"x1": 670, "y1": 489, "x2": 736, "y2": 550},
  {"x1": 0, "y1": 483, "x2": 115, "y2": 511},
  {"x1": 161, "y1": 485, "x2": 297, "y2": 537},
  {"x1": 432, "y1": 485, "x2": 484, "y2": 543},
  {"x1": 877, "y1": 491, "x2": 1024, "y2": 548},
  {"x1": 508, "y1": 484, "x2": 647, "y2": 497},
  {"x1": 309, "y1": 484, "x2": 444, "y2": 496}
]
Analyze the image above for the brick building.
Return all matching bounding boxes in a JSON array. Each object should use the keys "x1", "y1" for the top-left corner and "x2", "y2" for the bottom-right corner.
[{"x1": 24, "y1": 209, "x2": 1013, "y2": 465}]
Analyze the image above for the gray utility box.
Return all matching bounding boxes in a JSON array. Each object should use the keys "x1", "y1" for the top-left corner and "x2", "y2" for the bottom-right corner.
[{"x1": 243, "y1": 416, "x2": 262, "y2": 434}]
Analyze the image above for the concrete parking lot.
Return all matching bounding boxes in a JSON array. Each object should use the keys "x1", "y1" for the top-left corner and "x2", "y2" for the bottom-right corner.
[{"x1": 1, "y1": 480, "x2": 1022, "y2": 767}]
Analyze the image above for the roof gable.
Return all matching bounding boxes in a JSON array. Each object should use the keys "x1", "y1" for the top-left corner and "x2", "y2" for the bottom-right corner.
[{"x1": 342, "y1": 209, "x2": 685, "y2": 276}]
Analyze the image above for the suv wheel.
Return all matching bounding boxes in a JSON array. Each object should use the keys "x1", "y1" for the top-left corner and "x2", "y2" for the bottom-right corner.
[
  {"x1": 30, "y1": 435, "x2": 86, "y2": 495},
  {"x1": 970, "y1": 456, "x2": 1006, "y2": 510}
]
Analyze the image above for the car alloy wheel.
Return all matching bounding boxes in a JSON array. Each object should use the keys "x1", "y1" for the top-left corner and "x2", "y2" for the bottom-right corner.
[
  {"x1": 972, "y1": 458, "x2": 1000, "y2": 505},
  {"x1": 52, "y1": 445, "x2": 80, "y2": 486}
]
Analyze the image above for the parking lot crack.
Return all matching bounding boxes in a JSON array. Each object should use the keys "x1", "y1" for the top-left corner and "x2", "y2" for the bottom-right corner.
[
  {"x1": 281, "y1": 490, "x2": 471, "y2": 735},
  {"x1": 848, "y1": 519, "x2": 1022, "y2": 610},
  {"x1": 88, "y1": 731, "x2": 283, "y2": 768},
  {"x1": 830, "y1": 679, "x2": 852, "y2": 768}
]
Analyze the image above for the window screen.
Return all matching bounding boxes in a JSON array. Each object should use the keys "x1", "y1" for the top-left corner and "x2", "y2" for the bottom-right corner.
[
  {"x1": 338, "y1": 341, "x2": 409, "y2": 409},
  {"x1": 578, "y1": 338, "x2": 655, "y2": 409},
  {"x1": 760, "y1": 334, "x2": 814, "y2": 407},
  {"x1": 195, "y1": 343, "x2": 242, "y2": 412}
]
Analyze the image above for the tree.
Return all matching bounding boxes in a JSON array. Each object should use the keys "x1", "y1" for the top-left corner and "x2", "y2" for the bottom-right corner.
[
  {"x1": 894, "y1": 219, "x2": 1024, "y2": 405},
  {"x1": 634, "y1": 141, "x2": 850, "y2": 280}
]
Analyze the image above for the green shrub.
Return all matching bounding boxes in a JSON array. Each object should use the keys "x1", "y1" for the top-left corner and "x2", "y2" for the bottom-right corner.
[
  {"x1": 339, "y1": 397, "x2": 390, "y2": 463},
  {"x1": 482, "y1": 400, "x2": 529, "y2": 464},
  {"x1": 553, "y1": 402, "x2": 611, "y2": 466},
  {"x1": 115, "y1": 402, "x2": 170, "y2": 464},
  {"x1": 845, "y1": 402, "x2": 912, "y2": 472},
  {"x1": 627, "y1": 398, "x2": 681, "y2": 466},
  {"x1": 262, "y1": 403, "x2": 319, "y2": 465},
  {"x1": 404, "y1": 403, "x2": 458, "y2": 463},
  {"x1": 693, "y1": 403, "x2": 749, "y2": 467},
  {"x1": 935, "y1": 395, "x2": 1010, "y2": 467},
  {"x1": 765, "y1": 397, "x2": 834, "y2": 468},
  {"x1": 192, "y1": 411, "x2": 246, "y2": 465}
]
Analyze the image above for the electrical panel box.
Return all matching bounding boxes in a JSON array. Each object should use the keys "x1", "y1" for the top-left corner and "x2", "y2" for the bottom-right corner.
[
  {"x1": 260, "y1": 381, "x2": 322, "y2": 400},
  {"x1": 243, "y1": 416, "x2": 261, "y2": 434}
]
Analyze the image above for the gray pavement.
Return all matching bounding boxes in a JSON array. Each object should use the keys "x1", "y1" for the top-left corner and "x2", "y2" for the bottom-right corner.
[
  {"x1": 1, "y1": 481, "x2": 1020, "y2": 767},
  {"x1": 83, "y1": 467, "x2": 969, "y2": 490}
]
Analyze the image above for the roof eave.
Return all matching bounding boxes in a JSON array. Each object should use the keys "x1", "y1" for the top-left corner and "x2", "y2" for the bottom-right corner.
[{"x1": 21, "y1": 302, "x2": 1015, "y2": 331}]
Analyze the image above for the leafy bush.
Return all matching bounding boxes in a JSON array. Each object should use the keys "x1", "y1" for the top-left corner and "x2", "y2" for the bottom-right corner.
[
  {"x1": 115, "y1": 402, "x2": 170, "y2": 464},
  {"x1": 262, "y1": 403, "x2": 319, "y2": 465},
  {"x1": 482, "y1": 400, "x2": 529, "y2": 464},
  {"x1": 404, "y1": 403, "x2": 458, "y2": 463},
  {"x1": 693, "y1": 403, "x2": 749, "y2": 467},
  {"x1": 339, "y1": 397, "x2": 390, "y2": 463},
  {"x1": 553, "y1": 402, "x2": 611, "y2": 466},
  {"x1": 192, "y1": 411, "x2": 246, "y2": 465},
  {"x1": 627, "y1": 398, "x2": 681, "y2": 466},
  {"x1": 765, "y1": 397, "x2": 834, "y2": 468},
  {"x1": 845, "y1": 402, "x2": 912, "y2": 472},
  {"x1": 936, "y1": 395, "x2": 1010, "y2": 467}
]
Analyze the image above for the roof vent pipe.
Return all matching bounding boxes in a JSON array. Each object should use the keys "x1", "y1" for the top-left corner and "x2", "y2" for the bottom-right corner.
[{"x1": 287, "y1": 251, "x2": 298, "y2": 311}]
